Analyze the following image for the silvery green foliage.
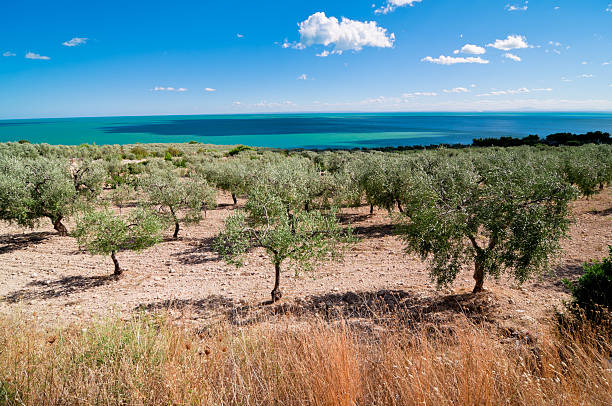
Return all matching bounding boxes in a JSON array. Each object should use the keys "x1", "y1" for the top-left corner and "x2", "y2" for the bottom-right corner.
[
  {"x1": 396, "y1": 149, "x2": 578, "y2": 292},
  {"x1": 214, "y1": 184, "x2": 353, "y2": 301},
  {"x1": 197, "y1": 156, "x2": 255, "y2": 203},
  {"x1": 561, "y1": 144, "x2": 612, "y2": 198},
  {"x1": 74, "y1": 208, "x2": 163, "y2": 275},
  {"x1": 0, "y1": 156, "x2": 76, "y2": 234},
  {"x1": 140, "y1": 165, "x2": 216, "y2": 238},
  {"x1": 69, "y1": 158, "x2": 107, "y2": 200}
]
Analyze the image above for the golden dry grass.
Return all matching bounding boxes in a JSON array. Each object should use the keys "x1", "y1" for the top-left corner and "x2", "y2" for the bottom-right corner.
[{"x1": 0, "y1": 312, "x2": 610, "y2": 405}]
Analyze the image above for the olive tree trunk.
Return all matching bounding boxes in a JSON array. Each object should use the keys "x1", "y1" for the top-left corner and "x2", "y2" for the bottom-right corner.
[
  {"x1": 52, "y1": 216, "x2": 68, "y2": 236},
  {"x1": 173, "y1": 221, "x2": 180, "y2": 239},
  {"x1": 271, "y1": 261, "x2": 283, "y2": 302},
  {"x1": 231, "y1": 193, "x2": 238, "y2": 205},
  {"x1": 473, "y1": 256, "x2": 485, "y2": 293},
  {"x1": 111, "y1": 251, "x2": 123, "y2": 276},
  {"x1": 370, "y1": 203, "x2": 374, "y2": 214}
]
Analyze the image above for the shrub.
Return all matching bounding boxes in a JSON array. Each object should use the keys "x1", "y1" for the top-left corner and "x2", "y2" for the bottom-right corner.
[
  {"x1": 564, "y1": 246, "x2": 612, "y2": 320},
  {"x1": 227, "y1": 145, "x2": 255, "y2": 156},
  {"x1": 130, "y1": 145, "x2": 150, "y2": 159}
]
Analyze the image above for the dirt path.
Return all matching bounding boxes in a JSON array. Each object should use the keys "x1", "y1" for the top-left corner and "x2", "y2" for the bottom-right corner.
[{"x1": 1, "y1": 189, "x2": 610, "y2": 333}]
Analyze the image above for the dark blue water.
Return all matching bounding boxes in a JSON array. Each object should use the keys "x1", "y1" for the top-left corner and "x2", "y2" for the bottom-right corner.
[{"x1": 0, "y1": 112, "x2": 610, "y2": 148}]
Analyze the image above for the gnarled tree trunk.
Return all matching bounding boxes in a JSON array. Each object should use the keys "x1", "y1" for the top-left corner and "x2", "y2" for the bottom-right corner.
[
  {"x1": 51, "y1": 216, "x2": 68, "y2": 236},
  {"x1": 111, "y1": 251, "x2": 123, "y2": 276},
  {"x1": 271, "y1": 262, "x2": 282, "y2": 302},
  {"x1": 370, "y1": 203, "x2": 374, "y2": 214},
  {"x1": 473, "y1": 256, "x2": 485, "y2": 293},
  {"x1": 231, "y1": 193, "x2": 238, "y2": 205}
]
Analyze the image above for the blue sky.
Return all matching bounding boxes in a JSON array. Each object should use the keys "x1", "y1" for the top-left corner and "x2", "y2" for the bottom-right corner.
[{"x1": 1, "y1": 0, "x2": 611, "y2": 118}]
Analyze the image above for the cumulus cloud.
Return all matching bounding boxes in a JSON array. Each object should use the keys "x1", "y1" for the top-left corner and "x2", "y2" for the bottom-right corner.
[
  {"x1": 2, "y1": 51, "x2": 16, "y2": 57},
  {"x1": 375, "y1": 0, "x2": 423, "y2": 14},
  {"x1": 236, "y1": 33, "x2": 244, "y2": 38},
  {"x1": 606, "y1": 4, "x2": 612, "y2": 12},
  {"x1": 504, "y1": 53, "x2": 522, "y2": 62},
  {"x1": 421, "y1": 55, "x2": 489, "y2": 65},
  {"x1": 151, "y1": 86, "x2": 188, "y2": 92},
  {"x1": 204, "y1": 88, "x2": 216, "y2": 92},
  {"x1": 316, "y1": 50, "x2": 330, "y2": 57},
  {"x1": 297, "y1": 74, "x2": 309, "y2": 80},
  {"x1": 506, "y1": 2, "x2": 528, "y2": 11},
  {"x1": 458, "y1": 44, "x2": 486, "y2": 55},
  {"x1": 579, "y1": 74, "x2": 594, "y2": 78},
  {"x1": 296, "y1": 12, "x2": 395, "y2": 54},
  {"x1": 477, "y1": 87, "x2": 551, "y2": 96},
  {"x1": 443, "y1": 87, "x2": 469, "y2": 93},
  {"x1": 25, "y1": 52, "x2": 50, "y2": 60},
  {"x1": 62, "y1": 37, "x2": 88, "y2": 47},
  {"x1": 487, "y1": 35, "x2": 529, "y2": 50}
]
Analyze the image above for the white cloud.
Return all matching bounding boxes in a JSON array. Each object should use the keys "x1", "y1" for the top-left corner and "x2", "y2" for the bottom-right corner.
[
  {"x1": 375, "y1": 0, "x2": 423, "y2": 14},
  {"x1": 25, "y1": 52, "x2": 50, "y2": 60},
  {"x1": 579, "y1": 74, "x2": 594, "y2": 78},
  {"x1": 253, "y1": 100, "x2": 296, "y2": 108},
  {"x1": 459, "y1": 44, "x2": 486, "y2": 55},
  {"x1": 204, "y1": 88, "x2": 216, "y2": 92},
  {"x1": 297, "y1": 74, "x2": 309, "y2": 80},
  {"x1": 477, "y1": 87, "x2": 551, "y2": 96},
  {"x1": 561, "y1": 77, "x2": 572, "y2": 82},
  {"x1": 236, "y1": 34, "x2": 244, "y2": 38},
  {"x1": 296, "y1": 12, "x2": 395, "y2": 54},
  {"x1": 487, "y1": 35, "x2": 529, "y2": 50},
  {"x1": 403, "y1": 91, "x2": 438, "y2": 97},
  {"x1": 316, "y1": 50, "x2": 330, "y2": 57},
  {"x1": 606, "y1": 4, "x2": 612, "y2": 12},
  {"x1": 603, "y1": 61, "x2": 611, "y2": 66},
  {"x1": 443, "y1": 87, "x2": 469, "y2": 93},
  {"x1": 504, "y1": 52, "x2": 522, "y2": 62},
  {"x1": 421, "y1": 55, "x2": 489, "y2": 65},
  {"x1": 2, "y1": 51, "x2": 16, "y2": 57},
  {"x1": 506, "y1": 2, "x2": 528, "y2": 11},
  {"x1": 554, "y1": 6, "x2": 560, "y2": 10},
  {"x1": 151, "y1": 86, "x2": 188, "y2": 92},
  {"x1": 62, "y1": 37, "x2": 88, "y2": 47},
  {"x1": 232, "y1": 101, "x2": 242, "y2": 106}
]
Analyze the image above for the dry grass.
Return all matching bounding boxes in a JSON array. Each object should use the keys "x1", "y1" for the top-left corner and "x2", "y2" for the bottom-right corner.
[{"x1": 0, "y1": 312, "x2": 610, "y2": 406}]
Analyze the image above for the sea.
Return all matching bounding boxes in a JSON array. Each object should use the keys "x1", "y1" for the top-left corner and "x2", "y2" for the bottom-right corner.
[{"x1": 0, "y1": 112, "x2": 611, "y2": 149}]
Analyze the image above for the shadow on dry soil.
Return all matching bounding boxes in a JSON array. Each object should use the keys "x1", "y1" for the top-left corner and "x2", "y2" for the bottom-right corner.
[
  {"x1": 0, "y1": 231, "x2": 54, "y2": 254},
  {"x1": 2, "y1": 275, "x2": 117, "y2": 303},
  {"x1": 137, "y1": 289, "x2": 499, "y2": 328}
]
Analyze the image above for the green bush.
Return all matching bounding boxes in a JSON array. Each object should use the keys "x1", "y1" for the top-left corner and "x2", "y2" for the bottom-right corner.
[
  {"x1": 227, "y1": 145, "x2": 255, "y2": 156},
  {"x1": 564, "y1": 246, "x2": 612, "y2": 319},
  {"x1": 130, "y1": 145, "x2": 150, "y2": 159}
]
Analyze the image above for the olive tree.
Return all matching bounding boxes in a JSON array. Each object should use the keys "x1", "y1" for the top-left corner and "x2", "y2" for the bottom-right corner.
[
  {"x1": 214, "y1": 185, "x2": 353, "y2": 302},
  {"x1": 73, "y1": 208, "x2": 163, "y2": 276},
  {"x1": 396, "y1": 149, "x2": 578, "y2": 293},
  {"x1": 140, "y1": 167, "x2": 216, "y2": 239},
  {"x1": 0, "y1": 156, "x2": 76, "y2": 235},
  {"x1": 561, "y1": 145, "x2": 612, "y2": 198}
]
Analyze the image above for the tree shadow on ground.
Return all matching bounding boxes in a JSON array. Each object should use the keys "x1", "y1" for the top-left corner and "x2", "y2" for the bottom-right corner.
[
  {"x1": 531, "y1": 260, "x2": 584, "y2": 293},
  {"x1": 171, "y1": 236, "x2": 219, "y2": 265},
  {"x1": 587, "y1": 207, "x2": 612, "y2": 216},
  {"x1": 350, "y1": 224, "x2": 395, "y2": 239},
  {"x1": 0, "y1": 231, "x2": 54, "y2": 254},
  {"x1": 2, "y1": 275, "x2": 116, "y2": 303},
  {"x1": 338, "y1": 213, "x2": 371, "y2": 224},
  {"x1": 137, "y1": 289, "x2": 499, "y2": 329}
]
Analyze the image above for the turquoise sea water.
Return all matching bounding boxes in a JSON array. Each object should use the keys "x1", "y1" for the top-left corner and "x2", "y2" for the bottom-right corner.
[{"x1": 0, "y1": 112, "x2": 611, "y2": 149}]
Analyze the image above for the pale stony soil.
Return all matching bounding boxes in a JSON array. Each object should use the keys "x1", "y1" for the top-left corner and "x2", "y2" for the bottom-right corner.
[{"x1": 0, "y1": 189, "x2": 610, "y2": 334}]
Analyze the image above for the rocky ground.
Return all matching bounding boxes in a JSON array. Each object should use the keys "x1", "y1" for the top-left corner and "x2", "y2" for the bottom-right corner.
[{"x1": 1, "y1": 189, "x2": 610, "y2": 335}]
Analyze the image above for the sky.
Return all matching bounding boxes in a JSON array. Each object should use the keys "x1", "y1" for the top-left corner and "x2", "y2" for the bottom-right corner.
[{"x1": 0, "y1": 0, "x2": 611, "y2": 119}]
